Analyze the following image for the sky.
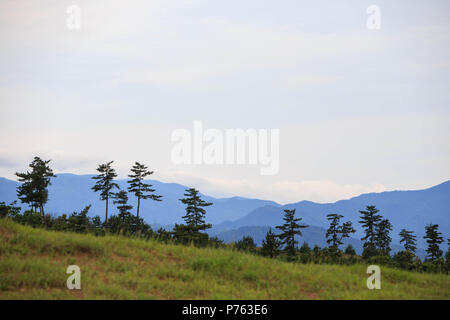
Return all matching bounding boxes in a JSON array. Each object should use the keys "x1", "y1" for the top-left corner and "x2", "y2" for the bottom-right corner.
[{"x1": 0, "y1": 0, "x2": 449, "y2": 204}]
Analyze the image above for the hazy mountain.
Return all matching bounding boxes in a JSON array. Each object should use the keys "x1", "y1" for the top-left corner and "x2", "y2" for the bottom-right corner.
[
  {"x1": 0, "y1": 174, "x2": 279, "y2": 225},
  {"x1": 1, "y1": 174, "x2": 448, "y2": 252},
  {"x1": 212, "y1": 181, "x2": 450, "y2": 250}
]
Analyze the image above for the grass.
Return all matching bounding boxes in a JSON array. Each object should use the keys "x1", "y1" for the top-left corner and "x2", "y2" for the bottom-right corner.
[{"x1": 0, "y1": 218, "x2": 449, "y2": 299}]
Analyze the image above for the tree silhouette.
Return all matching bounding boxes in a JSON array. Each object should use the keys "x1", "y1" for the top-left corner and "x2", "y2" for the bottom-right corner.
[
  {"x1": 261, "y1": 228, "x2": 282, "y2": 258},
  {"x1": 326, "y1": 213, "x2": 355, "y2": 252},
  {"x1": 375, "y1": 218, "x2": 393, "y2": 256},
  {"x1": 399, "y1": 229, "x2": 417, "y2": 253},
  {"x1": 15, "y1": 157, "x2": 56, "y2": 216},
  {"x1": 276, "y1": 209, "x2": 309, "y2": 260},
  {"x1": 423, "y1": 223, "x2": 444, "y2": 261},
  {"x1": 91, "y1": 161, "x2": 119, "y2": 223},
  {"x1": 358, "y1": 205, "x2": 382, "y2": 258},
  {"x1": 127, "y1": 162, "x2": 162, "y2": 219},
  {"x1": 173, "y1": 188, "x2": 212, "y2": 244}
]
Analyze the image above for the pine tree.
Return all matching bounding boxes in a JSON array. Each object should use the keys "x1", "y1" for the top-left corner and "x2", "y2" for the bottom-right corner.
[
  {"x1": 235, "y1": 236, "x2": 257, "y2": 253},
  {"x1": 68, "y1": 205, "x2": 92, "y2": 233},
  {"x1": 261, "y1": 228, "x2": 282, "y2": 258},
  {"x1": 174, "y1": 188, "x2": 212, "y2": 244},
  {"x1": 399, "y1": 229, "x2": 417, "y2": 253},
  {"x1": 358, "y1": 205, "x2": 382, "y2": 258},
  {"x1": 109, "y1": 190, "x2": 134, "y2": 234},
  {"x1": 91, "y1": 161, "x2": 119, "y2": 223},
  {"x1": 15, "y1": 157, "x2": 56, "y2": 216},
  {"x1": 325, "y1": 213, "x2": 355, "y2": 252},
  {"x1": 299, "y1": 242, "x2": 311, "y2": 254},
  {"x1": 423, "y1": 224, "x2": 444, "y2": 261},
  {"x1": 276, "y1": 209, "x2": 309, "y2": 260},
  {"x1": 375, "y1": 218, "x2": 393, "y2": 256},
  {"x1": 127, "y1": 162, "x2": 162, "y2": 219},
  {"x1": 344, "y1": 244, "x2": 356, "y2": 256}
]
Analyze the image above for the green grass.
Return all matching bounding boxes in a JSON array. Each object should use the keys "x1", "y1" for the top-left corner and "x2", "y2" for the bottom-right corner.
[{"x1": 0, "y1": 218, "x2": 449, "y2": 299}]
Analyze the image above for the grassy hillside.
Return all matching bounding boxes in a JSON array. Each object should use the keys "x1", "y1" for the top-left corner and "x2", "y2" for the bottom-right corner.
[{"x1": 0, "y1": 219, "x2": 448, "y2": 299}]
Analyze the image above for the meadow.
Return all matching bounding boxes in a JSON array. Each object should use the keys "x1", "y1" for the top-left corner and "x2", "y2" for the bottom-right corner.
[{"x1": 0, "y1": 218, "x2": 448, "y2": 299}]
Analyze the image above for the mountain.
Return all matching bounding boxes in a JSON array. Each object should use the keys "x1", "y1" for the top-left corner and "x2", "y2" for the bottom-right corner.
[
  {"x1": 212, "y1": 181, "x2": 450, "y2": 250},
  {"x1": 0, "y1": 174, "x2": 279, "y2": 225},
  {"x1": 0, "y1": 174, "x2": 449, "y2": 252}
]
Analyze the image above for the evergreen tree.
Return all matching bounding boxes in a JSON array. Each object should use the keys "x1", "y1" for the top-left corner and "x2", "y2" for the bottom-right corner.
[
  {"x1": 235, "y1": 236, "x2": 257, "y2": 253},
  {"x1": 108, "y1": 190, "x2": 133, "y2": 235},
  {"x1": 91, "y1": 161, "x2": 119, "y2": 223},
  {"x1": 344, "y1": 244, "x2": 356, "y2": 256},
  {"x1": 127, "y1": 162, "x2": 162, "y2": 219},
  {"x1": 299, "y1": 242, "x2": 311, "y2": 255},
  {"x1": 375, "y1": 219, "x2": 393, "y2": 256},
  {"x1": 325, "y1": 213, "x2": 355, "y2": 252},
  {"x1": 399, "y1": 229, "x2": 417, "y2": 253},
  {"x1": 275, "y1": 209, "x2": 309, "y2": 260},
  {"x1": 173, "y1": 188, "x2": 212, "y2": 244},
  {"x1": 358, "y1": 205, "x2": 382, "y2": 258},
  {"x1": 15, "y1": 157, "x2": 56, "y2": 216},
  {"x1": 423, "y1": 223, "x2": 444, "y2": 261},
  {"x1": 68, "y1": 205, "x2": 92, "y2": 233},
  {"x1": 261, "y1": 228, "x2": 282, "y2": 258}
]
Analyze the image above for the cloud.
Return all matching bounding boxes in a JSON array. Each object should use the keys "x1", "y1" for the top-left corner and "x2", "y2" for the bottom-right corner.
[{"x1": 158, "y1": 170, "x2": 387, "y2": 204}]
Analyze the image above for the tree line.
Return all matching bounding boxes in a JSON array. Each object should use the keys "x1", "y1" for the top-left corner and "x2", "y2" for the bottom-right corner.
[{"x1": 1, "y1": 156, "x2": 449, "y2": 274}]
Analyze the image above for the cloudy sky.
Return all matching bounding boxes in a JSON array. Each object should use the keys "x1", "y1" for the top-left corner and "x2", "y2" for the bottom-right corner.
[{"x1": 1, "y1": 0, "x2": 449, "y2": 203}]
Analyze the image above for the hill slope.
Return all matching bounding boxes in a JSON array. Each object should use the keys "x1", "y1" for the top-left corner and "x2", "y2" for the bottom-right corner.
[{"x1": 0, "y1": 219, "x2": 448, "y2": 300}]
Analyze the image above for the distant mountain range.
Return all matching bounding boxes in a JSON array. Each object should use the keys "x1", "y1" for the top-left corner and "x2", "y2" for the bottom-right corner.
[{"x1": 1, "y1": 174, "x2": 449, "y2": 256}]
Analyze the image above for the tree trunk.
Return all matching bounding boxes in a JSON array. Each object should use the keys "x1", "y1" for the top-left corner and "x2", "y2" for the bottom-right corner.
[
  {"x1": 137, "y1": 196, "x2": 140, "y2": 219},
  {"x1": 105, "y1": 195, "x2": 109, "y2": 224}
]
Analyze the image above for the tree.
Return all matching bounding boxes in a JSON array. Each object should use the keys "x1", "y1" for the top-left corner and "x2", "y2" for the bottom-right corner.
[
  {"x1": 344, "y1": 244, "x2": 356, "y2": 256},
  {"x1": 325, "y1": 213, "x2": 355, "y2": 252},
  {"x1": 358, "y1": 205, "x2": 382, "y2": 258},
  {"x1": 15, "y1": 157, "x2": 56, "y2": 216},
  {"x1": 68, "y1": 205, "x2": 92, "y2": 233},
  {"x1": 375, "y1": 219, "x2": 393, "y2": 256},
  {"x1": 446, "y1": 239, "x2": 450, "y2": 273},
  {"x1": 127, "y1": 162, "x2": 162, "y2": 219},
  {"x1": 174, "y1": 188, "x2": 212, "y2": 245},
  {"x1": 399, "y1": 229, "x2": 417, "y2": 253},
  {"x1": 276, "y1": 209, "x2": 309, "y2": 260},
  {"x1": 423, "y1": 224, "x2": 444, "y2": 261},
  {"x1": 235, "y1": 236, "x2": 257, "y2": 253},
  {"x1": 0, "y1": 201, "x2": 21, "y2": 219},
  {"x1": 91, "y1": 161, "x2": 119, "y2": 223},
  {"x1": 261, "y1": 228, "x2": 282, "y2": 258}
]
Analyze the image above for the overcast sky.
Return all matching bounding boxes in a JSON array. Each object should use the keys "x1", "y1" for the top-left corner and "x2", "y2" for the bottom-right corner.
[{"x1": 1, "y1": 0, "x2": 449, "y2": 203}]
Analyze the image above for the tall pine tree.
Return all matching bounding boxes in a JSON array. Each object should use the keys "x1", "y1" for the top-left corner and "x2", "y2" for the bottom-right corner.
[
  {"x1": 375, "y1": 218, "x2": 392, "y2": 256},
  {"x1": 91, "y1": 161, "x2": 119, "y2": 223},
  {"x1": 358, "y1": 205, "x2": 382, "y2": 258},
  {"x1": 276, "y1": 209, "x2": 309, "y2": 260},
  {"x1": 15, "y1": 157, "x2": 56, "y2": 216},
  {"x1": 173, "y1": 188, "x2": 212, "y2": 244},
  {"x1": 399, "y1": 229, "x2": 417, "y2": 253},
  {"x1": 325, "y1": 213, "x2": 355, "y2": 252},
  {"x1": 423, "y1": 223, "x2": 444, "y2": 261},
  {"x1": 127, "y1": 162, "x2": 162, "y2": 219}
]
